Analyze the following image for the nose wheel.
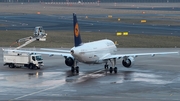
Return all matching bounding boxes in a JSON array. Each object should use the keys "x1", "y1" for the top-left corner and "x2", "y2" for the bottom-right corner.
[
  {"x1": 70, "y1": 59, "x2": 79, "y2": 74},
  {"x1": 104, "y1": 64, "x2": 109, "y2": 70},
  {"x1": 71, "y1": 66, "x2": 79, "y2": 74}
]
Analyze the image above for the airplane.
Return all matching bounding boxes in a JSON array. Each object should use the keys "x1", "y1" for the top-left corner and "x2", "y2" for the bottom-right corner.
[{"x1": 8, "y1": 13, "x2": 179, "y2": 73}]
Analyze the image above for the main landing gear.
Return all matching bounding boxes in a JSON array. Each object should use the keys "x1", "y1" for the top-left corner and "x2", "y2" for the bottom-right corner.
[
  {"x1": 104, "y1": 58, "x2": 118, "y2": 74},
  {"x1": 105, "y1": 65, "x2": 118, "y2": 74}
]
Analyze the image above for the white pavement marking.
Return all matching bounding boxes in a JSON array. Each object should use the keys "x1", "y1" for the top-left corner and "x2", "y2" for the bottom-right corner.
[
  {"x1": 10, "y1": 69, "x2": 105, "y2": 100},
  {"x1": 11, "y1": 69, "x2": 105, "y2": 100},
  {"x1": 10, "y1": 79, "x2": 65, "y2": 100}
]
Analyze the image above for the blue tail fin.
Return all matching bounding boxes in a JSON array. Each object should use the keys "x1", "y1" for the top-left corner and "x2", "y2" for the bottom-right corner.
[{"x1": 73, "y1": 13, "x2": 82, "y2": 47}]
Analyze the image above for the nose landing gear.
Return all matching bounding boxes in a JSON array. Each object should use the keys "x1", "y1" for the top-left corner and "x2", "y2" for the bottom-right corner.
[{"x1": 71, "y1": 66, "x2": 79, "y2": 74}]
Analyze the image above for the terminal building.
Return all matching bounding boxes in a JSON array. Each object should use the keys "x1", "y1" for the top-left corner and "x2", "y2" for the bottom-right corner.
[{"x1": 0, "y1": 0, "x2": 179, "y2": 3}]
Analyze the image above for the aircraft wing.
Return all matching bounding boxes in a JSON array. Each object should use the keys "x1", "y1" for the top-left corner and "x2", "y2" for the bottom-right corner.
[
  {"x1": 6, "y1": 49, "x2": 72, "y2": 57},
  {"x1": 40, "y1": 48, "x2": 70, "y2": 53},
  {"x1": 100, "y1": 52, "x2": 179, "y2": 60}
]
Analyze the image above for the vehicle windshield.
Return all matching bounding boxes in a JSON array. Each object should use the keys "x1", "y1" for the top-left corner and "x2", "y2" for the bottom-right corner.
[{"x1": 36, "y1": 56, "x2": 43, "y2": 61}]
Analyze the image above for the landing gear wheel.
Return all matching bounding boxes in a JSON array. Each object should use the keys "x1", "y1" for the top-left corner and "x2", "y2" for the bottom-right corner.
[
  {"x1": 75, "y1": 66, "x2": 79, "y2": 74},
  {"x1": 109, "y1": 67, "x2": 113, "y2": 73},
  {"x1": 114, "y1": 67, "x2": 117, "y2": 74},
  {"x1": 71, "y1": 67, "x2": 75, "y2": 73}
]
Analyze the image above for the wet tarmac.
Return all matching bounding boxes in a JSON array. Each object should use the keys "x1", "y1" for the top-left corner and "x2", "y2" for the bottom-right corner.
[
  {"x1": 0, "y1": 48, "x2": 180, "y2": 101},
  {"x1": 0, "y1": 3, "x2": 180, "y2": 100}
]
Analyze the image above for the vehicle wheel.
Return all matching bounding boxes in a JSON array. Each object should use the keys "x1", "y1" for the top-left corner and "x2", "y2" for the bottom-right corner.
[
  {"x1": 109, "y1": 67, "x2": 113, "y2": 73},
  {"x1": 29, "y1": 64, "x2": 34, "y2": 69},
  {"x1": 8, "y1": 64, "x2": 11, "y2": 68},
  {"x1": 75, "y1": 66, "x2": 79, "y2": 74},
  {"x1": 28, "y1": 64, "x2": 31, "y2": 69},
  {"x1": 114, "y1": 67, "x2": 117, "y2": 74},
  {"x1": 37, "y1": 66, "x2": 41, "y2": 69},
  {"x1": 34, "y1": 66, "x2": 38, "y2": 70},
  {"x1": 9, "y1": 64, "x2": 14, "y2": 68}
]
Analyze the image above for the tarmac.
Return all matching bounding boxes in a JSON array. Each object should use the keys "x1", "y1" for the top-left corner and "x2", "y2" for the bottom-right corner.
[
  {"x1": 0, "y1": 3, "x2": 180, "y2": 36},
  {"x1": 0, "y1": 13, "x2": 180, "y2": 36},
  {"x1": 0, "y1": 3, "x2": 180, "y2": 101},
  {"x1": 0, "y1": 48, "x2": 180, "y2": 101}
]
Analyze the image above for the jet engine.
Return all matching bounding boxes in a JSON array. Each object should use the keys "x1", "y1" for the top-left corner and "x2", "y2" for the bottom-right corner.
[
  {"x1": 122, "y1": 56, "x2": 134, "y2": 68},
  {"x1": 65, "y1": 57, "x2": 74, "y2": 67}
]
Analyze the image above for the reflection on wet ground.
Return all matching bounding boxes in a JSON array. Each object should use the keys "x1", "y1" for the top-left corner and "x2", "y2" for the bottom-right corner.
[
  {"x1": 64, "y1": 68, "x2": 177, "y2": 86},
  {"x1": 0, "y1": 64, "x2": 180, "y2": 100},
  {"x1": 0, "y1": 48, "x2": 180, "y2": 100},
  {"x1": 0, "y1": 66, "x2": 179, "y2": 87},
  {"x1": 28, "y1": 72, "x2": 43, "y2": 78},
  {"x1": 66, "y1": 70, "x2": 80, "y2": 77}
]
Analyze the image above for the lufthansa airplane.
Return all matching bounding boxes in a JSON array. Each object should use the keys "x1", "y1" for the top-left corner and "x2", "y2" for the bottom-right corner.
[{"x1": 10, "y1": 13, "x2": 179, "y2": 73}]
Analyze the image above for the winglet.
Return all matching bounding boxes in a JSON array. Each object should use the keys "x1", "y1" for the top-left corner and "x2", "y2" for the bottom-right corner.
[{"x1": 73, "y1": 13, "x2": 82, "y2": 47}]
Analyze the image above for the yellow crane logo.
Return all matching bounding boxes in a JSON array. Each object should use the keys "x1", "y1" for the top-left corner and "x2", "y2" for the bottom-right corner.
[{"x1": 75, "y1": 23, "x2": 79, "y2": 37}]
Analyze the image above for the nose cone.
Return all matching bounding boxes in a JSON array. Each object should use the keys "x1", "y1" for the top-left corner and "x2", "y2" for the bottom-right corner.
[
  {"x1": 70, "y1": 49, "x2": 79, "y2": 56},
  {"x1": 70, "y1": 48, "x2": 83, "y2": 62},
  {"x1": 71, "y1": 50, "x2": 74, "y2": 54}
]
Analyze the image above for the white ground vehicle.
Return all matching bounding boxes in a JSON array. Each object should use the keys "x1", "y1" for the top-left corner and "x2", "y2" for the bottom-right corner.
[
  {"x1": 2, "y1": 26, "x2": 47, "y2": 70},
  {"x1": 3, "y1": 50, "x2": 43, "y2": 69}
]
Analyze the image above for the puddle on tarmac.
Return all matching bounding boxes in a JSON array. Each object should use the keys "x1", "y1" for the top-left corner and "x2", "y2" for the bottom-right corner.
[
  {"x1": 116, "y1": 72, "x2": 172, "y2": 84},
  {"x1": 3, "y1": 71, "x2": 66, "y2": 88},
  {"x1": 28, "y1": 72, "x2": 43, "y2": 78},
  {"x1": 66, "y1": 72, "x2": 105, "y2": 83},
  {"x1": 32, "y1": 79, "x2": 66, "y2": 87},
  {"x1": 4, "y1": 72, "x2": 43, "y2": 82},
  {"x1": 75, "y1": 74, "x2": 105, "y2": 83},
  {"x1": 132, "y1": 78, "x2": 172, "y2": 84},
  {"x1": 66, "y1": 70, "x2": 81, "y2": 77}
]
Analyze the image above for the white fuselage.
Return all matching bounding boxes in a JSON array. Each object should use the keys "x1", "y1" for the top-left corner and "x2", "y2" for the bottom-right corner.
[{"x1": 71, "y1": 39, "x2": 117, "y2": 64}]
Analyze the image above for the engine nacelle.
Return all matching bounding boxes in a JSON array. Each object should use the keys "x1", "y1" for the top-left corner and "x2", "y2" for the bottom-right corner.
[
  {"x1": 122, "y1": 56, "x2": 134, "y2": 68},
  {"x1": 65, "y1": 57, "x2": 74, "y2": 67}
]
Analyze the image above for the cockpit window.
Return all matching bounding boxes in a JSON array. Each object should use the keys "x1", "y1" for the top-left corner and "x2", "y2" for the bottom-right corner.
[
  {"x1": 106, "y1": 42, "x2": 113, "y2": 46},
  {"x1": 36, "y1": 56, "x2": 43, "y2": 61}
]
